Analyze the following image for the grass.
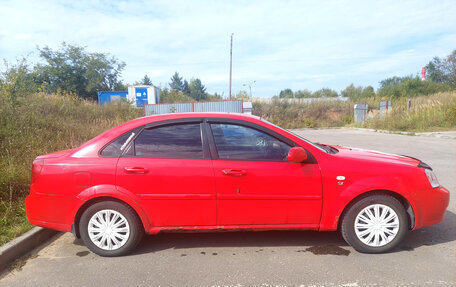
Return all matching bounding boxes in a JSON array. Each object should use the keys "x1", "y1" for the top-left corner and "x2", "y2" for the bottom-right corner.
[
  {"x1": 362, "y1": 92, "x2": 456, "y2": 132},
  {"x1": 253, "y1": 99, "x2": 354, "y2": 129},
  {"x1": 0, "y1": 92, "x2": 141, "y2": 246},
  {"x1": 253, "y1": 92, "x2": 456, "y2": 131}
]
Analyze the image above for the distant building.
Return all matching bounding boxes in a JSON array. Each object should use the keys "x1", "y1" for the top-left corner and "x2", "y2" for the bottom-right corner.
[{"x1": 98, "y1": 85, "x2": 160, "y2": 107}]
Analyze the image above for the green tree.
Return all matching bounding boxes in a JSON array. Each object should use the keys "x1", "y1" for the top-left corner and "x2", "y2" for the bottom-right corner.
[
  {"x1": 34, "y1": 42, "x2": 126, "y2": 100},
  {"x1": 142, "y1": 75, "x2": 152, "y2": 85},
  {"x1": 313, "y1": 88, "x2": 338, "y2": 98},
  {"x1": 361, "y1": 86, "x2": 376, "y2": 98},
  {"x1": 377, "y1": 75, "x2": 451, "y2": 98},
  {"x1": 279, "y1": 88, "x2": 294, "y2": 98},
  {"x1": 294, "y1": 89, "x2": 312, "y2": 98},
  {"x1": 182, "y1": 79, "x2": 190, "y2": 95},
  {"x1": 169, "y1": 72, "x2": 184, "y2": 92},
  {"x1": 425, "y1": 49, "x2": 456, "y2": 86},
  {"x1": 234, "y1": 90, "x2": 250, "y2": 101},
  {"x1": 0, "y1": 58, "x2": 38, "y2": 102},
  {"x1": 206, "y1": 92, "x2": 223, "y2": 101},
  {"x1": 341, "y1": 84, "x2": 363, "y2": 100},
  {"x1": 159, "y1": 88, "x2": 194, "y2": 103},
  {"x1": 189, "y1": 78, "x2": 207, "y2": 101}
]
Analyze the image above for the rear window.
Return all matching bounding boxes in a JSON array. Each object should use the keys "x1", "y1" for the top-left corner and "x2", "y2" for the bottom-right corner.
[{"x1": 100, "y1": 128, "x2": 140, "y2": 157}]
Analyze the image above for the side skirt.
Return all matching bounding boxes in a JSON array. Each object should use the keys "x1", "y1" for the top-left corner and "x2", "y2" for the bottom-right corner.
[{"x1": 147, "y1": 224, "x2": 320, "y2": 234}]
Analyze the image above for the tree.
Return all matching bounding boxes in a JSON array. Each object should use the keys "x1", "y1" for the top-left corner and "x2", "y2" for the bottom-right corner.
[
  {"x1": 377, "y1": 75, "x2": 450, "y2": 98},
  {"x1": 294, "y1": 89, "x2": 312, "y2": 98},
  {"x1": 0, "y1": 58, "x2": 38, "y2": 101},
  {"x1": 182, "y1": 79, "x2": 190, "y2": 95},
  {"x1": 34, "y1": 42, "x2": 126, "y2": 100},
  {"x1": 361, "y1": 86, "x2": 375, "y2": 98},
  {"x1": 142, "y1": 75, "x2": 152, "y2": 85},
  {"x1": 159, "y1": 87, "x2": 194, "y2": 103},
  {"x1": 234, "y1": 90, "x2": 250, "y2": 101},
  {"x1": 169, "y1": 72, "x2": 184, "y2": 92},
  {"x1": 189, "y1": 78, "x2": 207, "y2": 101},
  {"x1": 312, "y1": 88, "x2": 338, "y2": 98},
  {"x1": 426, "y1": 49, "x2": 456, "y2": 86},
  {"x1": 279, "y1": 88, "x2": 294, "y2": 98},
  {"x1": 341, "y1": 84, "x2": 364, "y2": 100}
]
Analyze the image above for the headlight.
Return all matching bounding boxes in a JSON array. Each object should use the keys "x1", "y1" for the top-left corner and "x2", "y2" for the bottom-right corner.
[{"x1": 424, "y1": 168, "x2": 440, "y2": 188}]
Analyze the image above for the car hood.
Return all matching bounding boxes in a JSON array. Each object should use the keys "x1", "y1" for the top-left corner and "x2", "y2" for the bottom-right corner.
[{"x1": 329, "y1": 145, "x2": 421, "y2": 167}]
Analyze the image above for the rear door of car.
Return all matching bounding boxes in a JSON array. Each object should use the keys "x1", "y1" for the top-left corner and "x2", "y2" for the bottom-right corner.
[
  {"x1": 115, "y1": 119, "x2": 216, "y2": 227},
  {"x1": 205, "y1": 119, "x2": 322, "y2": 226}
]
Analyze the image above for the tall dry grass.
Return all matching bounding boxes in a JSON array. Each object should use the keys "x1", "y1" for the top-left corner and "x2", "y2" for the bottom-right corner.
[
  {"x1": 0, "y1": 92, "x2": 142, "y2": 245},
  {"x1": 253, "y1": 92, "x2": 456, "y2": 132},
  {"x1": 364, "y1": 92, "x2": 456, "y2": 131},
  {"x1": 253, "y1": 99, "x2": 353, "y2": 128}
]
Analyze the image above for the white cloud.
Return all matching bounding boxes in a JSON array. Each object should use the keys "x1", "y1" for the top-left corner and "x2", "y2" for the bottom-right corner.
[{"x1": 0, "y1": 0, "x2": 456, "y2": 97}]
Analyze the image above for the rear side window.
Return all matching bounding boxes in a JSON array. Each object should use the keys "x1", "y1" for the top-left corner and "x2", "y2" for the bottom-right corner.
[
  {"x1": 210, "y1": 123, "x2": 291, "y2": 161},
  {"x1": 132, "y1": 123, "x2": 203, "y2": 159},
  {"x1": 100, "y1": 128, "x2": 139, "y2": 157}
]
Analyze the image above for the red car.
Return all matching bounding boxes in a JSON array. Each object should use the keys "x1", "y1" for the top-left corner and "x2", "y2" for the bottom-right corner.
[{"x1": 25, "y1": 113, "x2": 449, "y2": 256}]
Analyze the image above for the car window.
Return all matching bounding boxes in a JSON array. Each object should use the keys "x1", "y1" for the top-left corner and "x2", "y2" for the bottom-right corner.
[
  {"x1": 100, "y1": 128, "x2": 140, "y2": 157},
  {"x1": 133, "y1": 123, "x2": 203, "y2": 159},
  {"x1": 210, "y1": 123, "x2": 291, "y2": 161}
]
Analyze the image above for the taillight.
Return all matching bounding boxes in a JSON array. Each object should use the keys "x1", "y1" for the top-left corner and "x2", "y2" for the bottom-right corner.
[{"x1": 31, "y1": 159, "x2": 44, "y2": 184}]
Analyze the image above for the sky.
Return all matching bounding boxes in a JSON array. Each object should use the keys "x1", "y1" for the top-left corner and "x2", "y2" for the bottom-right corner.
[{"x1": 1, "y1": 0, "x2": 456, "y2": 98}]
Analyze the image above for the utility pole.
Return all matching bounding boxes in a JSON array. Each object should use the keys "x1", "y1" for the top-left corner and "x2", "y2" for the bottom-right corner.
[{"x1": 229, "y1": 33, "x2": 233, "y2": 100}]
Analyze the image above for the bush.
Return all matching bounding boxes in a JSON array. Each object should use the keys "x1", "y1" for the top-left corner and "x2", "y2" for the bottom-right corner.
[{"x1": 0, "y1": 91, "x2": 141, "y2": 245}]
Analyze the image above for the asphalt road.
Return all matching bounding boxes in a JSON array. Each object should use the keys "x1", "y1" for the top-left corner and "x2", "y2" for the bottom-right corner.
[{"x1": 1, "y1": 129, "x2": 455, "y2": 287}]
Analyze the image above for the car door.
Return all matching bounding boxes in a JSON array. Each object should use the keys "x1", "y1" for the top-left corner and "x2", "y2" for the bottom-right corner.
[
  {"x1": 115, "y1": 120, "x2": 216, "y2": 227},
  {"x1": 207, "y1": 121, "x2": 322, "y2": 226}
]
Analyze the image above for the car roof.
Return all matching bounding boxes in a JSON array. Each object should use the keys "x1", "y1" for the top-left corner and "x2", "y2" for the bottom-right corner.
[{"x1": 123, "y1": 112, "x2": 261, "y2": 128}]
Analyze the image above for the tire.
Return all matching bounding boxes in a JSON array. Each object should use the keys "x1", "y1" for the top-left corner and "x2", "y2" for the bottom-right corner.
[
  {"x1": 340, "y1": 195, "x2": 408, "y2": 253},
  {"x1": 79, "y1": 201, "x2": 144, "y2": 257}
]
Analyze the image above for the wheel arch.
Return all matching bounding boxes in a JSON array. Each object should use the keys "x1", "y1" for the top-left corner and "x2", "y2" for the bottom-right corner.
[
  {"x1": 73, "y1": 196, "x2": 147, "y2": 238},
  {"x1": 337, "y1": 189, "x2": 415, "y2": 231}
]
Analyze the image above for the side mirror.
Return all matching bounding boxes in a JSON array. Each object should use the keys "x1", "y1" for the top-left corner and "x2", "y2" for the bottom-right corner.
[{"x1": 287, "y1": 147, "x2": 308, "y2": 163}]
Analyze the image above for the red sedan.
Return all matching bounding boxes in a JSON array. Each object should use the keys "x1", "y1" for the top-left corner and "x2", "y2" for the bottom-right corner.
[{"x1": 25, "y1": 113, "x2": 449, "y2": 256}]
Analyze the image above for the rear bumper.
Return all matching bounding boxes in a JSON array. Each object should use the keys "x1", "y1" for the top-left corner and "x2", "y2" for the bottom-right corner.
[
  {"x1": 25, "y1": 192, "x2": 83, "y2": 232},
  {"x1": 413, "y1": 186, "x2": 450, "y2": 230}
]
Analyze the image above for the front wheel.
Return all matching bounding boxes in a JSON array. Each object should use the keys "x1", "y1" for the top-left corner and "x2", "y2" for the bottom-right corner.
[
  {"x1": 79, "y1": 201, "x2": 144, "y2": 257},
  {"x1": 341, "y1": 195, "x2": 408, "y2": 253}
]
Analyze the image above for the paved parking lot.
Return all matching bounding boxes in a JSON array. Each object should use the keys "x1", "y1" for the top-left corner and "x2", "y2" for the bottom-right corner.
[{"x1": 1, "y1": 128, "x2": 455, "y2": 287}]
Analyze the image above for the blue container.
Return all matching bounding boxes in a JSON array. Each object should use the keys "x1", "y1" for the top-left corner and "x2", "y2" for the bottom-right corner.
[
  {"x1": 135, "y1": 88, "x2": 148, "y2": 107},
  {"x1": 98, "y1": 91, "x2": 128, "y2": 105}
]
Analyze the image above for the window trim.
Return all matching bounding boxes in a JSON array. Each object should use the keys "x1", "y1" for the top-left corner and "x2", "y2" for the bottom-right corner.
[
  {"x1": 203, "y1": 118, "x2": 317, "y2": 163},
  {"x1": 120, "y1": 119, "x2": 211, "y2": 160},
  {"x1": 99, "y1": 126, "x2": 144, "y2": 158}
]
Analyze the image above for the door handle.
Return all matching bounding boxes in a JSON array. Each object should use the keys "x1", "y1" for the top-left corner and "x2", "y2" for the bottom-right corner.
[
  {"x1": 124, "y1": 167, "x2": 149, "y2": 174},
  {"x1": 222, "y1": 169, "x2": 247, "y2": 177}
]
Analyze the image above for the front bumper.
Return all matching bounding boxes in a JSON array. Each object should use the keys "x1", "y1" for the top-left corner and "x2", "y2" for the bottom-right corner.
[{"x1": 413, "y1": 186, "x2": 450, "y2": 230}]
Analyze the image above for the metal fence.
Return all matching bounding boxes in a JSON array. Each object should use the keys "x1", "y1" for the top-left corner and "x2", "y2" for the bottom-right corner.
[
  {"x1": 379, "y1": 100, "x2": 391, "y2": 118},
  {"x1": 144, "y1": 100, "x2": 243, "y2": 116},
  {"x1": 354, "y1": 104, "x2": 368, "y2": 123}
]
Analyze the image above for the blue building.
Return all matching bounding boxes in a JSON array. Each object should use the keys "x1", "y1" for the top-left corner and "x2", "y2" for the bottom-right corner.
[
  {"x1": 98, "y1": 85, "x2": 160, "y2": 107},
  {"x1": 97, "y1": 91, "x2": 129, "y2": 105}
]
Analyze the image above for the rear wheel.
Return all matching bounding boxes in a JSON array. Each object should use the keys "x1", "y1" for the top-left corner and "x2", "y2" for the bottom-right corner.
[
  {"x1": 341, "y1": 195, "x2": 408, "y2": 253},
  {"x1": 80, "y1": 201, "x2": 144, "y2": 257}
]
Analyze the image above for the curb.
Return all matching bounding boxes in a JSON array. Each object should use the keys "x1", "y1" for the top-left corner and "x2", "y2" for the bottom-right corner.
[{"x1": 0, "y1": 227, "x2": 60, "y2": 271}]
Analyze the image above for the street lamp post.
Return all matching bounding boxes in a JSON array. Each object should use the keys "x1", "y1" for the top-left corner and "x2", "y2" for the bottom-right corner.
[{"x1": 242, "y1": 80, "x2": 256, "y2": 98}]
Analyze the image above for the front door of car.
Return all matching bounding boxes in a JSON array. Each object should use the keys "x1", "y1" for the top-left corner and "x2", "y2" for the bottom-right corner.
[
  {"x1": 116, "y1": 121, "x2": 216, "y2": 227},
  {"x1": 208, "y1": 122, "x2": 322, "y2": 226}
]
